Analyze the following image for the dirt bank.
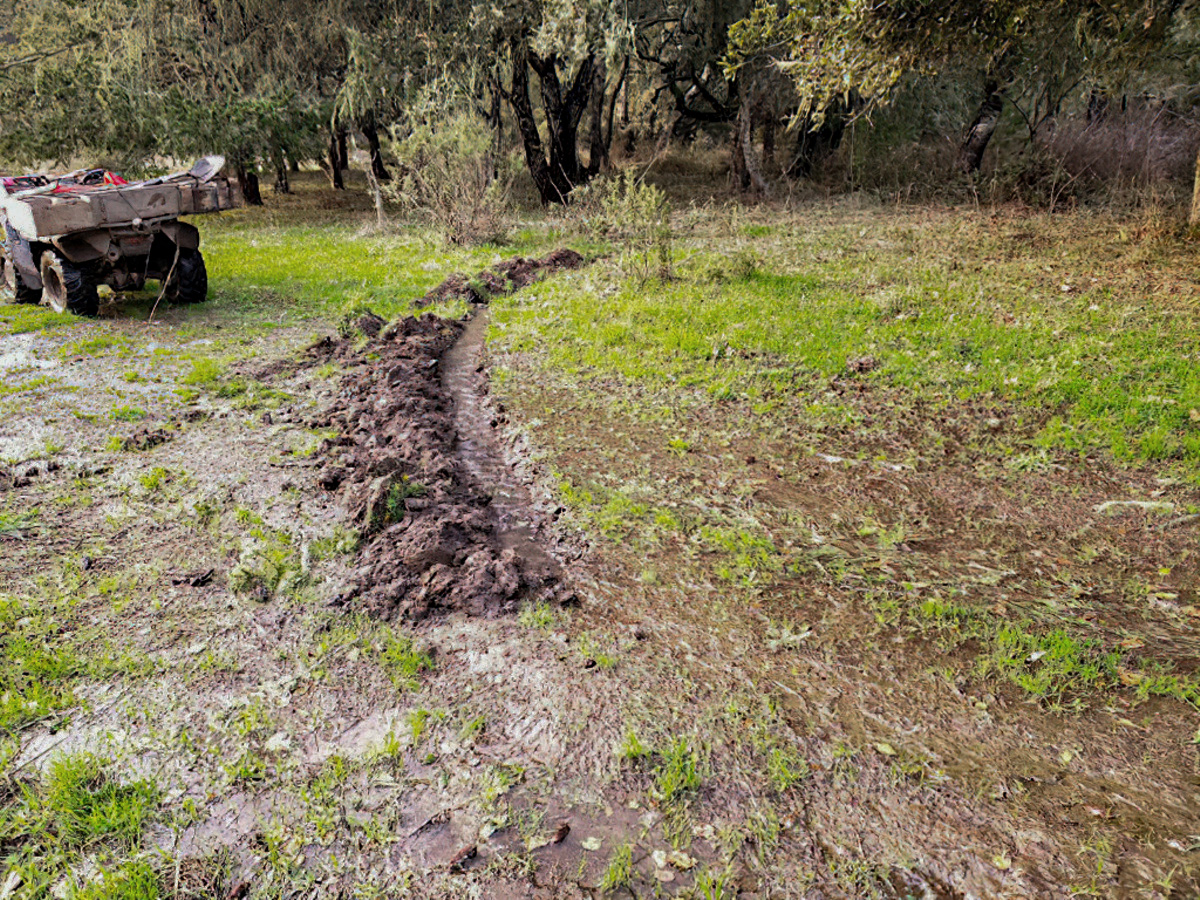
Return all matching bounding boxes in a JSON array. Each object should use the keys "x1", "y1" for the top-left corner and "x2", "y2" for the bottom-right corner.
[{"x1": 312, "y1": 251, "x2": 585, "y2": 620}]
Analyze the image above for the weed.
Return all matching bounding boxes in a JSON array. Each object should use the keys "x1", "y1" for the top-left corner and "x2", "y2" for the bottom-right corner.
[
  {"x1": 654, "y1": 738, "x2": 702, "y2": 803},
  {"x1": 0, "y1": 508, "x2": 39, "y2": 539},
  {"x1": 766, "y1": 746, "x2": 810, "y2": 793},
  {"x1": 575, "y1": 170, "x2": 673, "y2": 282},
  {"x1": 310, "y1": 525, "x2": 361, "y2": 561},
  {"x1": 1, "y1": 753, "x2": 160, "y2": 898},
  {"x1": 407, "y1": 707, "x2": 432, "y2": 746},
  {"x1": 138, "y1": 467, "x2": 170, "y2": 491},
  {"x1": 599, "y1": 841, "x2": 634, "y2": 893},
  {"x1": 181, "y1": 358, "x2": 223, "y2": 385},
  {"x1": 517, "y1": 600, "x2": 556, "y2": 631},
  {"x1": 619, "y1": 730, "x2": 652, "y2": 762},
  {"x1": 692, "y1": 866, "x2": 736, "y2": 900},
  {"x1": 379, "y1": 630, "x2": 435, "y2": 691},
  {"x1": 109, "y1": 405, "x2": 147, "y2": 423}
]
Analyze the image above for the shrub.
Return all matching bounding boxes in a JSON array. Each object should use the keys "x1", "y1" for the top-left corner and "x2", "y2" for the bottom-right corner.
[
  {"x1": 384, "y1": 102, "x2": 516, "y2": 245},
  {"x1": 573, "y1": 170, "x2": 673, "y2": 282}
]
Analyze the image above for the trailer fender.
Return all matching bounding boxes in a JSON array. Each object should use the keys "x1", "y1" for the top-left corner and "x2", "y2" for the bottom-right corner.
[
  {"x1": 5, "y1": 222, "x2": 41, "y2": 289},
  {"x1": 53, "y1": 230, "x2": 111, "y2": 264},
  {"x1": 158, "y1": 221, "x2": 200, "y2": 251}
]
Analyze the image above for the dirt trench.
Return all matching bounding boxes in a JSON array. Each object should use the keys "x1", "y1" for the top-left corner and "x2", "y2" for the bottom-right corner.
[{"x1": 310, "y1": 250, "x2": 584, "y2": 621}]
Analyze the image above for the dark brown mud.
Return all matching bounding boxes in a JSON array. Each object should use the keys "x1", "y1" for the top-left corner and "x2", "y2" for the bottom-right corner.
[{"x1": 313, "y1": 251, "x2": 585, "y2": 620}]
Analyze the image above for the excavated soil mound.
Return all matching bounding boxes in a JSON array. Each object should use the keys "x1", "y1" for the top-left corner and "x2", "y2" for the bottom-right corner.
[
  {"x1": 311, "y1": 253, "x2": 584, "y2": 620},
  {"x1": 422, "y1": 248, "x2": 585, "y2": 305}
]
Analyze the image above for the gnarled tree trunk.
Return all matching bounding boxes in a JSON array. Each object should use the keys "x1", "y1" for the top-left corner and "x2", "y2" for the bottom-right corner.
[
  {"x1": 327, "y1": 130, "x2": 345, "y2": 190},
  {"x1": 507, "y1": 36, "x2": 595, "y2": 204},
  {"x1": 732, "y1": 84, "x2": 770, "y2": 197},
  {"x1": 361, "y1": 115, "x2": 391, "y2": 183},
  {"x1": 957, "y1": 80, "x2": 1004, "y2": 174}
]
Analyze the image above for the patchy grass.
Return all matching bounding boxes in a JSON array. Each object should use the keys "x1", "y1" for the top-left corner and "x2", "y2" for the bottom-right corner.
[
  {"x1": 1, "y1": 754, "x2": 161, "y2": 898},
  {"x1": 496, "y1": 208, "x2": 1200, "y2": 472},
  {"x1": 379, "y1": 630, "x2": 435, "y2": 692}
]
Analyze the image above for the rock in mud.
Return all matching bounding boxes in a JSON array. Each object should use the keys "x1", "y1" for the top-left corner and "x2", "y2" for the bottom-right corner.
[{"x1": 317, "y1": 312, "x2": 566, "y2": 621}]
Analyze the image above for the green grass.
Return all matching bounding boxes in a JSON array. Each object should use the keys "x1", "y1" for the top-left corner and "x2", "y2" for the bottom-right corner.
[
  {"x1": 493, "y1": 219, "x2": 1200, "y2": 470},
  {"x1": 1, "y1": 753, "x2": 161, "y2": 898},
  {"x1": 199, "y1": 215, "x2": 555, "y2": 322},
  {"x1": 654, "y1": 738, "x2": 702, "y2": 804},
  {"x1": 0, "y1": 508, "x2": 39, "y2": 539},
  {"x1": 0, "y1": 581, "x2": 156, "y2": 733},
  {"x1": 599, "y1": 841, "x2": 634, "y2": 893},
  {"x1": 378, "y1": 630, "x2": 435, "y2": 691},
  {"x1": 109, "y1": 405, "x2": 147, "y2": 423},
  {"x1": 181, "y1": 357, "x2": 223, "y2": 385},
  {"x1": 0, "y1": 302, "x2": 78, "y2": 335}
]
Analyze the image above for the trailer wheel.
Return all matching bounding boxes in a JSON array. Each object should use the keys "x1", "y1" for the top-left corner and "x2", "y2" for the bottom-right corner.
[
  {"x1": 40, "y1": 251, "x2": 98, "y2": 316},
  {"x1": 166, "y1": 249, "x2": 208, "y2": 304},
  {"x1": 2, "y1": 243, "x2": 42, "y2": 304}
]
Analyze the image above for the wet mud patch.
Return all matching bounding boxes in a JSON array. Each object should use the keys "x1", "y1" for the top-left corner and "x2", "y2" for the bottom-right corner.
[{"x1": 313, "y1": 253, "x2": 586, "y2": 621}]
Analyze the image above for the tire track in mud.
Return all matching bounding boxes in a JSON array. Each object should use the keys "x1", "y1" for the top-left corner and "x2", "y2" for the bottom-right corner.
[{"x1": 312, "y1": 250, "x2": 584, "y2": 621}]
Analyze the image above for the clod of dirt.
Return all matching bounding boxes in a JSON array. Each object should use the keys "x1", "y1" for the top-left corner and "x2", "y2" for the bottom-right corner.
[
  {"x1": 122, "y1": 426, "x2": 172, "y2": 452},
  {"x1": 316, "y1": 312, "x2": 567, "y2": 621},
  {"x1": 846, "y1": 355, "x2": 879, "y2": 374},
  {"x1": 422, "y1": 249, "x2": 585, "y2": 306}
]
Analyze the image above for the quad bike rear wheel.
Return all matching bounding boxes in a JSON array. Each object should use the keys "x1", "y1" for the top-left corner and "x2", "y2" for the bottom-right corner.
[
  {"x1": 40, "y1": 250, "x2": 98, "y2": 316},
  {"x1": 165, "y1": 248, "x2": 208, "y2": 304}
]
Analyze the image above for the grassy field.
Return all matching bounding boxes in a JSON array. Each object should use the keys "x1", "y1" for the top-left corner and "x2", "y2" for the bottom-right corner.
[{"x1": 2, "y1": 171, "x2": 1200, "y2": 898}]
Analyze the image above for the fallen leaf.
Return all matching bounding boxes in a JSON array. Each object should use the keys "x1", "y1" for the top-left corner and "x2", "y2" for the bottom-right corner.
[
  {"x1": 1118, "y1": 668, "x2": 1144, "y2": 687},
  {"x1": 667, "y1": 850, "x2": 697, "y2": 870},
  {"x1": 1117, "y1": 638, "x2": 1144, "y2": 650}
]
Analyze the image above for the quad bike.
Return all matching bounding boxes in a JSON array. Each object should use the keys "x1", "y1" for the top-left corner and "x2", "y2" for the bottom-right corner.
[{"x1": 0, "y1": 156, "x2": 241, "y2": 315}]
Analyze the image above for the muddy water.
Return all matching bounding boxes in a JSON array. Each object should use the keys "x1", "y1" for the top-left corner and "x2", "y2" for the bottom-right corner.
[{"x1": 440, "y1": 307, "x2": 557, "y2": 572}]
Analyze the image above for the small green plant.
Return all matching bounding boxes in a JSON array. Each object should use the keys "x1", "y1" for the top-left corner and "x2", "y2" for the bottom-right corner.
[
  {"x1": 654, "y1": 738, "x2": 701, "y2": 803},
  {"x1": 379, "y1": 631, "x2": 435, "y2": 691},
  {"x1": 182, "y1": 358, "x2": 223, "y2": 385},
  {"x1": 517, "y1": 600, "x2": 556, "y2": 630},
  {"x1": 0, "y1": 508, "x2": 39, "y2": 539},
  {"x1": 693, "y1": 866, "x2": 736, "y2": 900},
  {"x1": 619, "y1": 729, "x2": 652, "y2": 762},
  {"x1": 599, "y1": 841, "x2": 634, "y2": 893},
  {"x1": 109, "y1": 405, "x2": 147, "y2": 422},
  {"x1": 138, "y1": 467, "x2": 170, "y2": 491},
  {"x1": 407, "y1": 707, "x2": 432, "y2": 746},
  {"x1": 766, "y1": 747, "x2": 810, "y2": 793}
]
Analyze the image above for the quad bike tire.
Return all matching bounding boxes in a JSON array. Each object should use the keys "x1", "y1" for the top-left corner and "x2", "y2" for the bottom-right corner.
[
  {"x1": 165, "y1": 248, "x2": 208, "y2": 304},
  {"x1": 40, "y1": 250, "x2": 98, "y2": 316},
  {"x1": 2, "y1": 236, "x2": 42, "y2": 304}
]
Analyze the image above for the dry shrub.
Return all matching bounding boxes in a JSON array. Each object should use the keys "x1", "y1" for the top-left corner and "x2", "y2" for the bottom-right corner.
[{"x1": 1043, "y1": 102, "x2": 1199, "y2": 187}]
